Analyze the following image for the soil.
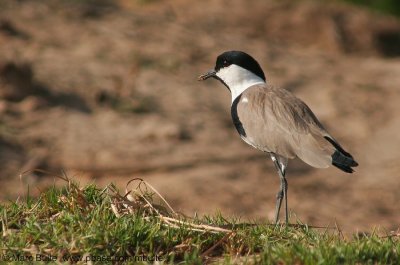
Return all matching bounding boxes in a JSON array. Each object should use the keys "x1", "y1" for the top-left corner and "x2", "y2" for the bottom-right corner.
[{"x1": 1, "y1": 0, "x2": 400, "y2": 232}]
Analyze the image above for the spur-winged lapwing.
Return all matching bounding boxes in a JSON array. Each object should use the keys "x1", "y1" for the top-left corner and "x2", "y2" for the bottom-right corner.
[{"x1": 198, "y1": 50, "x2": 358, "y2": 224}]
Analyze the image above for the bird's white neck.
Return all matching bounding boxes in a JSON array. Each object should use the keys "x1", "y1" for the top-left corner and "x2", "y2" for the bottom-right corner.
[{"x1": 216, "y1": 64, "x2": 265, "y2": 103}]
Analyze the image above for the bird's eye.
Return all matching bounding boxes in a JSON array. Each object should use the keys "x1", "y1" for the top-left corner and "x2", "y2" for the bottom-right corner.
[{"x1": 223, "y1": 60, "x2": 229, "y2": 67}]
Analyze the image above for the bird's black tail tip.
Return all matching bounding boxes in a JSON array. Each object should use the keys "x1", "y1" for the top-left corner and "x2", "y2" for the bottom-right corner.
[
  {"x1": 332, "y1": 160, "x2": 358, "y2": 173},
  {"x1": 331, "y1": 150, "x2": 358, "y2": 174},
  {"x1": 324, "y1": 136, "x2": 358, "y2": 174}
]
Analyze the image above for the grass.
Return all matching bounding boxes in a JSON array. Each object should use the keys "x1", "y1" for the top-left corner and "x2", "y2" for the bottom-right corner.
[
  {"x1": 1, "y1": 176, "x2": 399, "y2": 264},
  {"x1": 341, "y1": 0, "x2": 400, "y2": 17}
]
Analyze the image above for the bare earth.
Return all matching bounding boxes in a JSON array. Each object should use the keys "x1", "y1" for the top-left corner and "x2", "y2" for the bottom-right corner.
[{"x1": 1, "y1": 0, "x2": 400, "y2": 232}]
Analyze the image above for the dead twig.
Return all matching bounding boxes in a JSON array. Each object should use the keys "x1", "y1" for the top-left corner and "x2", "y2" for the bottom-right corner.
[
  {"x1": 201, "y1": 232, "x2": 233, "y2": 259},
  {"x1": 109, "y1": 178, "x2": 232, "y2": 234}
]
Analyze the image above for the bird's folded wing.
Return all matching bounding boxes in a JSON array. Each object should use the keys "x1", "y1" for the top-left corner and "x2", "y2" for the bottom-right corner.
[{"x1": 237, "y1": 84, "x2": 334, "y2": 168}]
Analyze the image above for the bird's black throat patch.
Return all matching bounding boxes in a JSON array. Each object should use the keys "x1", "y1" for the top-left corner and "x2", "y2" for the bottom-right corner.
[{"x1": 231, "y1": 94, "x2": 246, "y2": 137}]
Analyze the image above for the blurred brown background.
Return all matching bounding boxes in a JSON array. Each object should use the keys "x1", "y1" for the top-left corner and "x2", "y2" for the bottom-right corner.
[{"x1": 1, "y1": 0, "x2": 400, "y2": 232}]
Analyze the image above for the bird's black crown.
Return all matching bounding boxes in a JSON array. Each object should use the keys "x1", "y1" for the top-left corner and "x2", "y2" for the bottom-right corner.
[{"x1": 215, "y1": 51, "x2": 266, "y2": 81}]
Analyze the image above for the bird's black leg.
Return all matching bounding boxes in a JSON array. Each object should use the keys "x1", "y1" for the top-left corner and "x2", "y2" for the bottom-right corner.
[
  {"x1": 274, "y1": 182, "x2": 284, "y2": 224},
  {"x1": 270, "y1": 154, "x2": 288, "y2": 225},
  {"x1": 283, "y1": 177, "x2": 288, "y2": 224}
]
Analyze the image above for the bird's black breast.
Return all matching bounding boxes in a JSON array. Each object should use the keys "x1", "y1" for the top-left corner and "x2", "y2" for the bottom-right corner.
[{"x1": 231, "y1": 94, "x2": 247, "y2": 137}]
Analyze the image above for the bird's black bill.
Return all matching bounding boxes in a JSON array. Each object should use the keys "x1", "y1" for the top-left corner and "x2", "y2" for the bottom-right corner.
[{"x1": 198, "y1": 69, "x2": 216, "y2": 81}]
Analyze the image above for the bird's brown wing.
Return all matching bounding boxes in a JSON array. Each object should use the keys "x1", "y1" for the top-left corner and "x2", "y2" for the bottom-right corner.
[{"x1": 236, "y1": 84, "x2": 335, "y2": 168}]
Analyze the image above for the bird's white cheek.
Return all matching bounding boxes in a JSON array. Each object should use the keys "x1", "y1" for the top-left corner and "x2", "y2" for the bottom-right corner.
[
  {"x1": 215, "y1": 65, "x2": 265, "y2": 103},
  {"x1": 215, "y1": 69, "x2": 228, "y2": 82}
]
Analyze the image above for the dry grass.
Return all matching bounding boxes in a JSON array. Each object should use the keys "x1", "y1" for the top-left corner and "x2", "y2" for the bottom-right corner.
[{"x1": 1, "y1": 172, "x2": 399, "y2": 264}]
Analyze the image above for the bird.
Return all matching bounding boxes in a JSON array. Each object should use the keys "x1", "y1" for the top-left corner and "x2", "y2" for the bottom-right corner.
[{"x1": 198, "y1": 50, "x2": 358, "y2": 224}]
